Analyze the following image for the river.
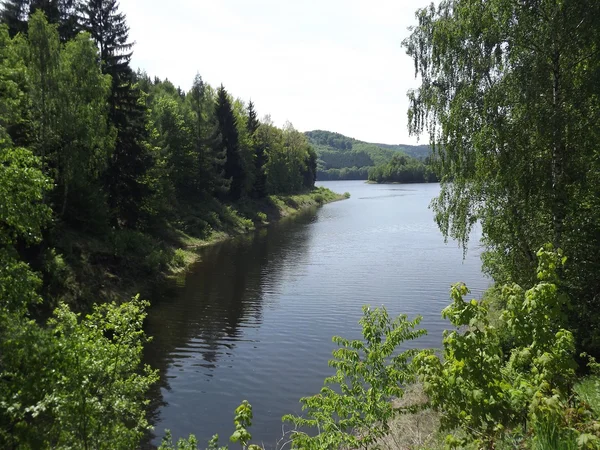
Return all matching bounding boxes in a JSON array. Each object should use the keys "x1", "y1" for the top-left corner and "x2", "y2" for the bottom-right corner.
[{"x1": 143, "y1": 180, "x2": 489, "y2": 448}]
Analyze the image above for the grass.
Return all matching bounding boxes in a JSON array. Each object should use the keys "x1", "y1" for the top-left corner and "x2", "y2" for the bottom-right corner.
[
  {"x1": 574, "y1": 376, "x2": 600, "y2": 417},
  {"x1": 375, "y1": 385, "x2": 443, "y2": 450}
]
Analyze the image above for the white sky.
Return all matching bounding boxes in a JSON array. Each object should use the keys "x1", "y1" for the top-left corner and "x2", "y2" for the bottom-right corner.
[{"x1": 120, "y1": 0, "x2": 432, "y2": 145}]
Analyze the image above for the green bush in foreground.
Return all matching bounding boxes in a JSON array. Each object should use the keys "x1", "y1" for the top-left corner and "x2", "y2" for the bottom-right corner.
[
  {"x1": 415, "y1": 247, "x2": 599, "y2": 449},
  {"x1": 284, "y1": 307, "x2": 426, "y2": 449}
]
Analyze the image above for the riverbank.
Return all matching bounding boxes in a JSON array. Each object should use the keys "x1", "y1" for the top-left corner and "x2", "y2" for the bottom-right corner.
[
  {"x1": 166, "y1": 187, "x2": 349, "y2": 275},
  {"x1": 49, "y1": 187, "x2": 348, "y2": 311}
]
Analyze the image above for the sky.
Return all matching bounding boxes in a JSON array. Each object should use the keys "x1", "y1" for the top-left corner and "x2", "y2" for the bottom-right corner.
[{"x1": 119, "y1": 0, "x2": 432, "y2": 145}]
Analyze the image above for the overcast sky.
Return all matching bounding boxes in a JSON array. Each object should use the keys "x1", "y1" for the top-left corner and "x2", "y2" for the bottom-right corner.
[{"x1": 119, "y1": 0, "x2": 432, "y2": 145}]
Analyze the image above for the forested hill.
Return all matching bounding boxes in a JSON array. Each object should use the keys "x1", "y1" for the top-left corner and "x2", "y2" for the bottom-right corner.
[{"x1": 304, "y1": 130, "x2": 431, "y2": 181}]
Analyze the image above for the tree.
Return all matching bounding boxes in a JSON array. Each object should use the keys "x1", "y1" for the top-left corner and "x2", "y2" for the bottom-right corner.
[
  {"x1": 25, "y1": 10, "x2": 60, "y2": 167},
  {"x1": 405, "y1": 0, "x2": 600, "y2": 354},
  {"x1": 265, "y1": 122, "x2": 311, "y2": 194},
  {"x1": 302, "y1": 145, "x2": 317, "y2": 189},
  {"x1": 215, "y1": 84, "x2": 244, "y2": 201},
  {"x1": 0, "y1": 23, "x2": 30, "y2": 145},
  {"x1": 54, "y1": 31, "x2": 114, "y2": 222},
  {"x1": 188, "y1": 73, "x2": 227, "y2": 197},
  {"x1": 284, "y1": 306, "x2": 426, "y2": 449},
  {"x1": 22, "y1": 12, "x2": 114, "y2": 227},
  {"x1": 79, "y1": 0, "x2": 152, "y2": 228},
  {"x1": 0, "y1": 0, "x2": 29, "y2": 36},
  {"x1": 150, "y1": 93, "x2": 196, "y2": 203},
  {"x1": 246, "y1": 100, "x2": 259, "y2": 135},
  {"x1": 1, "y1": 0, "x2": 79, "y2": 40}
]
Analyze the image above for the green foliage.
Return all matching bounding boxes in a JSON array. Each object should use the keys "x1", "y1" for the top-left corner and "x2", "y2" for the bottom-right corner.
[
  {"x1": 368, "y1": 154, "x2": 437, "y2": 183},
  {"x1": 305, "y1": 129, "x2": 432, "y2": 180},
  {"x1": 171, "y1": 248, "x2": 187, "y2": 268},
  {"x1": 261, "y1": 121, "x2": 316, "y2": 195},
  {"x1": 0, "y1": 295, "x2": 158, "y2": 449},
  {"x1": 284, "y1": 306, "x2": 426, "y2": 449},
  {"x1": 158, "y1": 430, "x2": 199, "y2": 450},
  {"x1": 318, "y1": 166, "x2": 369, "y2": 181},
  {"x1": 0, "y1": 143, "x2": 52, "y2": 246},
  {"x1": 415, "y1": 247, "x2": 584, "y2": 447},
  {"x1": 159, "y1": 401, "x2": 261, "y2": 450},
  {"x1": 405, "y1": 0, "x2": 600, "y2": 355}
]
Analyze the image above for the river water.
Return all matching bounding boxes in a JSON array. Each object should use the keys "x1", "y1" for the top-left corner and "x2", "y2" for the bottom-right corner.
[{"x1": 144, "y1": 180, "x2": 489, "y2": 448}]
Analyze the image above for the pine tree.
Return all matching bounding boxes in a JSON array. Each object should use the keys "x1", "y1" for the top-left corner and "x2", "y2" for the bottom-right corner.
[
  {"x1": 215, "y1": 84, "x2": 243, "y2": 201},
  {"x1": 78, "y1": 0, "x2": 132, "y2": 118},
  {"x1": 246, "y1": 100, "x2": 259, "y2": 135},
  {"x1": 246, "y1": 101, "x2": 267, "y2": 198},
  {"x1": 1, "y1": 0, "x2": 79, "y2": 40},
  {"x1": 79, "y1": 0, "x2": 151, "y2": 227}
]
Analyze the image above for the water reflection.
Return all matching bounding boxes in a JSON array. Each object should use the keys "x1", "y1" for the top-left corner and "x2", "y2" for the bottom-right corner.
[
  {"x1": 143, "y1": 210, "x2": 318, "y2": 446},
  {"x1": 142, "y1": 181, "x2": 489, "y2": 448}
]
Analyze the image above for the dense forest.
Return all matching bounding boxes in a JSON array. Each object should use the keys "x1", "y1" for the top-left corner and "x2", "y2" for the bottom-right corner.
[
  {"x1": 367, "y1": 154, "x2": 437, "y2": 183},
  {"x1": 2, "y1": 0, "x2": 600, "y2": 449},
  {"x1": 304, "y1": 129, "x2": 433, "y2": 181}
]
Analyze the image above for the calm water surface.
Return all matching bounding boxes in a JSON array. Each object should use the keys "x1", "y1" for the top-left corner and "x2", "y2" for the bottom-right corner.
[{"x1": 144, "y1": 180, "x2": 489, "y2": 447}]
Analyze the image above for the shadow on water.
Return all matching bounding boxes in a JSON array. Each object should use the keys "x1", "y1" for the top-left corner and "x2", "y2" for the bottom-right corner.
[{"x1": 142, "y1": 208, "x2": 318, "y2": 448}]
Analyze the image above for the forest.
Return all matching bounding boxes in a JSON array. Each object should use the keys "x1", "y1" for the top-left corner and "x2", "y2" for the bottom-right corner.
[
  {"x1": 304, "y1": 129, "x2": 433, "y2": 181},
  {"x1": 367, "y1": 154, "x2": 437, "y2": 184},
  {"x1": 2, "y1": 0, "x2": 600, "y2": 449}
]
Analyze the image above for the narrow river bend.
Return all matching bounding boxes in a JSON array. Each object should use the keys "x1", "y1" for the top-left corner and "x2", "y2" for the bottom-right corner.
[{"x1": 143, "y1": 180, "x2": 489, "y2": 447}]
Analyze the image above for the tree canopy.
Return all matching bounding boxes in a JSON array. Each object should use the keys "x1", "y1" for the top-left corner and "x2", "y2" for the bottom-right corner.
[{"x1": 405, "y1": 0, "x2": 600, "y2": 353}]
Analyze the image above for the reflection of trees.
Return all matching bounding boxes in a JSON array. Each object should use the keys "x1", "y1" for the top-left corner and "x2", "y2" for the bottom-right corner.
[{"x1": 142, "y1": 209, "x2": 317, "y2": 447}]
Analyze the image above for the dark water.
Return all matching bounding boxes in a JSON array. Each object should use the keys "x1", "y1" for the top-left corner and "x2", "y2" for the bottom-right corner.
[{"x1": 144, "y1": 181, "x2": 489, "y2": 448}]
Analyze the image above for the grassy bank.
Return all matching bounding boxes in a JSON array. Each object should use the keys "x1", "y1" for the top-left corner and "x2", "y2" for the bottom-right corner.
[{"x1": 45, "y1": 187, "x2": 347, "y2": 311}]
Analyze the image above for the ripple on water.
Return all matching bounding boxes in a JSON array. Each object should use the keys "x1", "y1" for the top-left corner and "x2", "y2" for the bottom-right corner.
[{"x1": 143, "y1": 181, "x2": 489, "y2": 448}]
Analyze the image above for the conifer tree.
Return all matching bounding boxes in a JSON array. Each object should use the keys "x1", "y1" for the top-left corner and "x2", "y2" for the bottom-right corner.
[
  {"x1": 246, "y1": 101, "x2": 267, "y2": 198},
  {"x1": 215, "y1": 84, "x2": 243, "y2": 201},
  {"x1": 1, "y1": 0, "x2": 78, "y2": 40},
  {"x1": 78, "y1": 0, "x2": 151, "y2": 227},
  {"x1": 246, "y1": 100, "x2": 259, "y2": 135}
]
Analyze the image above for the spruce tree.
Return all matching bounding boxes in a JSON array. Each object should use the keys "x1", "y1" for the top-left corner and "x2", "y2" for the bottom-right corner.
[
  {"x1": 215, "y1": 84, "x2": 243, "y2": 201},
  {"x1": 246, "y1": 101, "x2": 267, "y2": 198},
  {"x1": 1, "y1": 0, "x2": 78, "y2": 40},
  {"x1": 246, "y1": 100, "x2": 259, "y2": 135},
  {"x1": 78, "y1": 0, "x2": 151, "y2": 227}
]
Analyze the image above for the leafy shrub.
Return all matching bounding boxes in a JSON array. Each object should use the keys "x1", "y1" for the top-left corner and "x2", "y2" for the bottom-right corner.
[
  {"x1": 414, "y1": 247, "x2": 584, "y2": 447},
  {"x1": 159, "y1": 400, "x2": 261, "y2": 450},
  {"x1": 1, "y1": 297, "x2": 158, "y2": 449},
  {"x1": 144, "y1": 248, "x2": 170, "y2": 274},
  {"x1": 284, "y1": 306, "x2": 427, "y2": 449}
]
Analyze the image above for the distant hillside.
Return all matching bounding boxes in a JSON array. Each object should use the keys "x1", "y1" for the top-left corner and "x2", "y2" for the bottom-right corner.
[{"x1": 304, "y1": 130, "x2": 431, "y2": 181}]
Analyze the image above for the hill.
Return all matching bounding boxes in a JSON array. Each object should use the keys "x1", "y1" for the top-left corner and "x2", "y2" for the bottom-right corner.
[{"x1": 304, "y1": 130, "x2": 431, "y2": 181}]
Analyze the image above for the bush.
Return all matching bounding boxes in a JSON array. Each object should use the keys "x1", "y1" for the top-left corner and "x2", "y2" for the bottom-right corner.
[
  {"x1": 414, "y1": 247, "x2": 591, "y2": 447},
  {"x1": 284, "y1": 306, "x2": 427, "y2": 449}
]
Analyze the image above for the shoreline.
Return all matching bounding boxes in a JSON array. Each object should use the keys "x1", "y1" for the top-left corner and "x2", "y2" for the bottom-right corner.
[{"x1": 81, "y1": 187, "x2": 349, "y2": 306}]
